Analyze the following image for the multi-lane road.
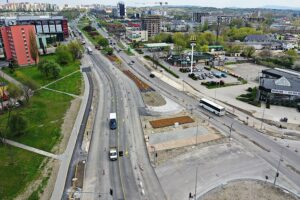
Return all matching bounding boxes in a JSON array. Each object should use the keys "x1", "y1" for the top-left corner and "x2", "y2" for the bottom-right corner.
[
  {"x1": 93, "y1": 22, "x2": 300, "y2": 196},
  {"x1": 78, "y1": 20, "x2": 166, "y2": 200},
  {"x1": 63, "y1": 16, "x2": 300, "y2": 200}
]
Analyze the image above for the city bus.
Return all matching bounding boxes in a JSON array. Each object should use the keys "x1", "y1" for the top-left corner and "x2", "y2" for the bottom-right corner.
[
  {"x1": 199, "y1": 98, "x2": 225, "y2": 116},
  {"x1": 87, "y1": 47, "x2": 93, "y2": 54}
]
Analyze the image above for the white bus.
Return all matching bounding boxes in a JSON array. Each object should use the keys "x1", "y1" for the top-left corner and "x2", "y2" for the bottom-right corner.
[
  {"x1": 87, "y1": 47, "x2": 93, "y2": 54},
  {"x1": 199, "y1": 98, "x2": 225, "y2": 116}
]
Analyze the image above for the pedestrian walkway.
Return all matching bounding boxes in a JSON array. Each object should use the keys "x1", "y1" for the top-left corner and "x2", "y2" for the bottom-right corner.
[
  {"x1": 0, "y1": 70, "x2": 23, "y2": 86},
  {"x1": 43, "y1": 87, "x2": 80, "y2": 98},
  {"x1": 40, "y1": 70, "x2": 80, "y2": 89},
  {"x1": 3, "y1": 138, "x2": 62, "y2": 160}
]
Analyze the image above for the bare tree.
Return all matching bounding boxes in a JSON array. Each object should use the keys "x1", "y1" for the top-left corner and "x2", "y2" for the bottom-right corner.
[{"x1": 29, "y1": 30, "x2": 39, "y2": 65}]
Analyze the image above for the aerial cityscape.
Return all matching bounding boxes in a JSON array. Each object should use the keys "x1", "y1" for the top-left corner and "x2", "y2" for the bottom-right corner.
[{"x1": 0, "y1": 1, "x2": 300, "y2": 200}]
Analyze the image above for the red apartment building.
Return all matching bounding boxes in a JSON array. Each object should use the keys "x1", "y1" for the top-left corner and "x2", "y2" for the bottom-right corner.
[{"x1": 0, "y1": 25, "x2": 38, "y2": 66}]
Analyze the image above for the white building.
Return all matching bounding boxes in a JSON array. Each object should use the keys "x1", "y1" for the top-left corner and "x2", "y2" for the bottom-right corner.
[{"x1": 126, "y1": 28, "x2": 148, "y2": 42}]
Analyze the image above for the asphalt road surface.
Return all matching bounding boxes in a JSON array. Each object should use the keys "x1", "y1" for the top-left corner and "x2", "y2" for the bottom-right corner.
[{"x1": 80, "y1": 24, "x2": 166, "y2": 199}]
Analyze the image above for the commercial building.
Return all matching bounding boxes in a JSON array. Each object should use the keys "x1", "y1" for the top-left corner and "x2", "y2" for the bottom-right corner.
[
  {"x1": 141, "y1": 15, "x2": 161, "y2": 37},
  {"x1": 0, "y1": 25, "x2": 38, "y2": 66},
  {"x1": 0, "y1": 16, "x2": 69, "y2": 40},
  {"x1": 117, "y1": 2, "x2": 126, "y2": 18},
  {"x1": 259, "y1": 68, "x2": 300, "y2": 106},
  {"x1": 126, "y1": 29, "x2": 148, "y2": 42},
  {"x1": 0, "y1": 16, "x2": 68, "y2": 53}
]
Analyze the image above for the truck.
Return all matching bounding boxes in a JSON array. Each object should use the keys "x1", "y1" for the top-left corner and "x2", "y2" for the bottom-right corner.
[
  {"x1": 109, "y1": 113, "x2": 117, "y2": 130},
  {"x1": 109, "y1": 147, "x2": 118, "y2": 161},
  {"x1": 87, "y1": 47, "x2": 93, "y2": 54}
]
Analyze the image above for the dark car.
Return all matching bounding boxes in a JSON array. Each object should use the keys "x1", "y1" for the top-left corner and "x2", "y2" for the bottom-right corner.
[
  {"x1": 150, "y1": 73, "x2": 155, "y2": 78},
  {"x1": 221, "y1": 73, "x2": 227, "y2": 78},
  {"x1": 131, "y1": 60, "x2": 135, "y2": 63},
  {"x1": 109, "y1": 119, "x2": 117, "y2": 130}
]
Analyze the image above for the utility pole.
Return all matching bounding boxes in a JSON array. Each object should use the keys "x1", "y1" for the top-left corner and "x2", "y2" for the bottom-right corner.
[
  {"x1": 216, "y1": 16, "x2": 221, "y2": 42},
  {"x1": 195, "y1": 122, "x2": 199, "y2": 146},
  {"x1": 260, "y1": 106, "x2": 266, "y2": 130},
  {"x1": 274, "y1": 147, "x2": 283, "y2": 186},
  {"x1": 229, "y1": 122, "x2": 234, "y2": 139},
  {"x1": 194, "y1": 167, "x2": 198, "y2": 200}
]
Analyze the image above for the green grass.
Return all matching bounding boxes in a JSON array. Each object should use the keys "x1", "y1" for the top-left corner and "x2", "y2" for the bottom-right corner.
[
  {"x1": 117, "y1": 42, "x2": 125, "y2": 49},
  {"x1": 48, "y1": 71, "x2": 82, "y2": 95},
  {"x1": 0, "y1": 89, "x2": 73, "y2": 152},
  {"x1": 124, "y1": 49, "x2": 134, "y2": 56},
  {"x1": 0, "y1": 145, "x2": 44, "y2": 199},
  {"x1": 0, "y1": 53, "x2": 82, "y2": 198},
  {"x1": 0, "y1": 76, "x2": 8, "y2": 84},
  {"x1": 3, "y1": 54, "x2": 81, "y2": 87}
]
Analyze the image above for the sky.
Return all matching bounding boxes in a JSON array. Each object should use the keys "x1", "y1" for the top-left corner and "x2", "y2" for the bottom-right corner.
[{"x1": 3, "y1": 0, "x2": 300, "y2": 8}]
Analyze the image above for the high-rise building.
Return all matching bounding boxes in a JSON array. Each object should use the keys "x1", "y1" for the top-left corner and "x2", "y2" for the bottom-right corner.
[
  {"x1": 0, "y1": 25, "x2": 38, "y2": 66},
  {"x1": 141, "y1": 15, "x2": 161, "y2": 37},
  {"x1": 117, "y1": 2, "x2": 126, "y2": 18},
  {"x1": 192, "y1": 12, "x2": 209, "y2": 23}
]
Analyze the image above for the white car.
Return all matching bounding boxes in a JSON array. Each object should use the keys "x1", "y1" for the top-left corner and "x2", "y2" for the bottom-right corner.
[{"x1": 109, "y1": 147, "x2": 118, "y2": 161}]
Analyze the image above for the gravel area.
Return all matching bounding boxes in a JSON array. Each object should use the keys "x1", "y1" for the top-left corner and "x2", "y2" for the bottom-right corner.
[{"x1": 202, "y1": 180, "x2": 300, "y2": 200}]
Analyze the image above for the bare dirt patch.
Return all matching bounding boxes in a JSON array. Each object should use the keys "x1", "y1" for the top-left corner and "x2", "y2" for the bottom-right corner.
[
  {"x1": 150, "y1": 116, "x2": 194, "y2": 128},
  {"x1": 152, "y1": 138, "x2": 227, "y2": 165},
  {"x1": 123, "y1": 70, "x2": 153, "y2": 92},
  {"x1": 142, "y1": 91, "x2": 166, "y2": 107},
  {"x1": 201, "y1": 179, "x2": 299, "y2": 200}
]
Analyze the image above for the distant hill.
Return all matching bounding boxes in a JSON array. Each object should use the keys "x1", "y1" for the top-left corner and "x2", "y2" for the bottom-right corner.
[{"x1": 263, "y1": 5, "x2": 300, "y2": 10}]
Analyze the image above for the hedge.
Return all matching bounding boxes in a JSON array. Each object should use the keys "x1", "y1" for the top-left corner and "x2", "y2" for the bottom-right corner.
[{"x1": 144, "y1": 55, "x2": 179, "y2": 78}]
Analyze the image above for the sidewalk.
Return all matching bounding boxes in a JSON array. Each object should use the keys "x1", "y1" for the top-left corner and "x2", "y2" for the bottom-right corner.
[
  {"x1": 0, "y1": 70, "x2": 23, "y2": 86},
  {"x1": 139, "y1": 56, "x2": 300, "y2": 136},
  {"x1": 51, "y1": 55, "x2": 91, "y2": 200},
  {"x1": 3, "y1": 138, "x2": 62, "y2": 160}
]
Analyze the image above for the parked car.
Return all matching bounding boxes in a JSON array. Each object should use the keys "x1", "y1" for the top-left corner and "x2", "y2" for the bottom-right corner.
[
  {"x1": 221, "y1": 73, "x2": 227, "y2": 78},
  {"x1": 150, "y1": 73, "x2": 155, "y2": 78}
]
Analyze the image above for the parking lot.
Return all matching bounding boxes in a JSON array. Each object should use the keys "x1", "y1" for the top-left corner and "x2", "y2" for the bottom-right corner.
[
  {"x1": 224, "y1": 63, "x2": 268, "y2": 83},
  {"x1": 180, "y1": 65, "x2": 239, "y2": 84}
]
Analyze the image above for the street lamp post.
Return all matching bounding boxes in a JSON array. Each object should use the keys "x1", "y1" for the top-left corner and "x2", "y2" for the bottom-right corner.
[
  {"x1": 260, "y1": 106, "x2": 266, "y2": 130},
  {"x1": 190, "y1": 35, "x2": 196, "y2": 74}
]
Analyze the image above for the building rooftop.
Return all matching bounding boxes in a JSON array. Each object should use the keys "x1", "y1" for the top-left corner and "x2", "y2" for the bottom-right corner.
[
  {"x1": 261, "y1": 68, "x2": 300, "y2": 94},
  {"x1": 144, "y1": 43, "x2": 171, "y2": 48}
]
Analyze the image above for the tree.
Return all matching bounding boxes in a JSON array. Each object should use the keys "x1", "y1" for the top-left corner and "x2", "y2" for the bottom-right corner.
[
  {"x1": 202, "y1": 20, "x2": 209, "y2": 32},
  {"x1": 38, "y1": 60, "x2": 61, "y2": 78},
  {"x1": 243, "y1": 46, "x2": 256, "y2": 58},
  {"x1": 21, "y1": 78, "x2": 39, "y2": 103},
  {"x1": 173, "y1": 33, "x2": 187, "y2": 54},
  {"x1": 226, "y1": 44, "x2": 241, "y2": 54},
  {"x1": 285, "y1": 49, "x2": 298, "y2": 61},
  {"x1": 7, "y1": 83, "x2": 23, "y2": 99},
  {"x1": 97, "y1": 37, "x2": 109, "y2": 48},
  {"x1": 37, "y1": 59, "x2": 51, "y2": 77},
  {"x1": 105, "y1": 47, "x2": 113, "y2": 55},
  {"x1": 29, "y1": 30, "x2": 39, "y2": 65},
  {"x1": 200, "y1": 45, "x2": 209, "y2": 53},
  {"x1": 8, "y1": 114, "x2": 27, "y2": 137},
  {"x1": 55, "y1": 45, "x2": 72, "y2": 65},
  {"x1": 68, "y1": 40, "x2": 84, "y2": 60},
  {"x1": 50, "y1": 63, "x2": 61, "y2": 78}
]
